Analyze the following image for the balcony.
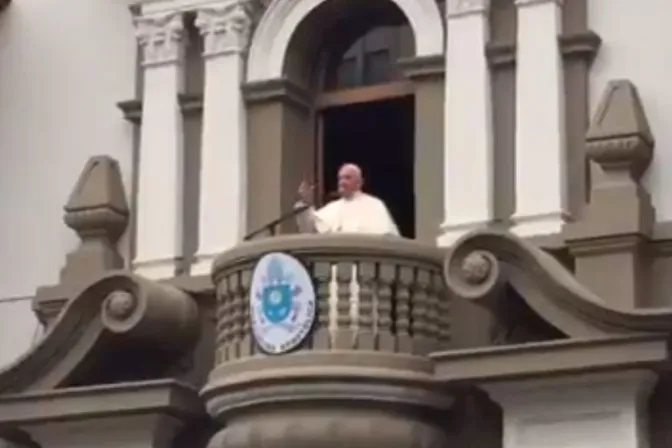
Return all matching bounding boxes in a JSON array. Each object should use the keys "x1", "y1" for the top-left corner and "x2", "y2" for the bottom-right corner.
[{"x1": 202, "y1": 233, "x2": 453, "y2": 448}]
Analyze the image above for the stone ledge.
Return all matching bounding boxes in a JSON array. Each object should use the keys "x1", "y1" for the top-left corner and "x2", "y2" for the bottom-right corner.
[
  {"x1": 0, "y1": 379, "x2": 205, "y2": 425},
  {"x1": 431, "y1": 334, "x2": 669, "y2": 384},
  {"x1": 118, "y1": 94, "x2": 204, "y2": 124}
]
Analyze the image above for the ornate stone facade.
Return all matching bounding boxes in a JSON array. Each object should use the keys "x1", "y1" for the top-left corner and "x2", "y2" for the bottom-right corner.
[{"x1": 3, "y1": 0, "x2": 672, "y2": 447}]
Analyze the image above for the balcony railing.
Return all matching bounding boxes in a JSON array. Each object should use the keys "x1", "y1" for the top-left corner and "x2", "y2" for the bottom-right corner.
[{"x1": 211, "y1": 234, "x2": 450, "y2": 364}]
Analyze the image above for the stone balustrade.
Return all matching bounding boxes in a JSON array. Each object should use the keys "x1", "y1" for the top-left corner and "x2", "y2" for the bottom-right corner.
[
  {"x1": 203, "y1": 234, "x2": 453, "y2": 448},
  {"x1": 211, "y1": 234, "x2": 450, "y2": 362}
]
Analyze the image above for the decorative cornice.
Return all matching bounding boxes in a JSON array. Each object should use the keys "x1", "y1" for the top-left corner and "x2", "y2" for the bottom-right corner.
[
  {"x1": 515, "y1": 0, "x2": 563, "y2": 7},
  {"x1": 196, "y1": 1, "x2": 254, "y2": 57},
  {"x1": 117, "y1": 94, "x2": 203, "y2": 124},
  {"x1": 398, "y1": 55, "x2": 445, "y2": 81},
  {"x1": 486, "y1": 42, "x2": 516, "y2": 68},
  {"x1": 242, "y1": 78, "x2": 312, "y2": 114},
  {"x1": 135, "y1": 12, "x2": 185, "y2": 67},
  {"x1": 485, "y1": 30, "x2": 601, "y2": 70},
  {"x1": 446, "y1": 0, "x2": 490, "y2": 19}
]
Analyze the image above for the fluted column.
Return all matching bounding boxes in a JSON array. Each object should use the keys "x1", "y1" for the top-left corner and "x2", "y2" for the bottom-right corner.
[
  {"x1": 511, "y1": 0, "x2": 567, "y2": 237},
  {"x1": 133, "y1": 12, "x2": 186, "y2": 279},
  {"x1": 191, "y1": 2, "x2": 252, "y2": 276},
  {"x1": 438, "y1": 0, "x2": 494, "y2": 247}
]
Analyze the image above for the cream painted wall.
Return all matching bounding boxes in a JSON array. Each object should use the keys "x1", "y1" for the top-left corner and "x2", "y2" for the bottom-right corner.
[
  {"x1": 0, "y1": 0, "x2": 136, "y2": 366},
  {"x1": 589, "y1": 0, "x2": 672, "y2": 221}
]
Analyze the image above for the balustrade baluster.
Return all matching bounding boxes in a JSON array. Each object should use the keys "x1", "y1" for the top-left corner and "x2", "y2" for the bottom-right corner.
[
  {"x1": 312, "y1": 261, "x2": 332, "y2": 349},
  {"x1": 396, "y1": 265, "x2": 413, "y2": 352},
  {"x1": 356, "y1": 261, "x2": 376, "y2": 350},
  {"x1": 334, "y1": 261, "x2": 355, "y2": 349},
  {"x1": 376, "y1": 263, "x2": 396, "y2": 351}
]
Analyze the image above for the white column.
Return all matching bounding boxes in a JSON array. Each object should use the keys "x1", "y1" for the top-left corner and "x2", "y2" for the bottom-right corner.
[
  {"x1": 485, "y1": 370, "x2": 656, "y2": 448},
  {"x1": 191, "y1": 1, "x2": 252, "y2": 276},
  {"x1": 133, "y1": 13, "x2": 186, "y2": 279},
  {"x1": 512, "y1": 0, "x2": 567, "y2": 237},
  {"x1": 438, "y1": 0, "x2": 494, "y2": 247}
]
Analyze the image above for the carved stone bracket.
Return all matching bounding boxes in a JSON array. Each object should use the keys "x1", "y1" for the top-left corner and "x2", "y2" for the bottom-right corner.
[
  {"x1": 443, "y1": 229, "x2": 672, "y2": 340},
  {"x1": 3, "y1": 273, "x2": 200, "y2": 393}
]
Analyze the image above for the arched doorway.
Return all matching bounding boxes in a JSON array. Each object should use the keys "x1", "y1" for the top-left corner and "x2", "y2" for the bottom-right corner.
[
  {"x1": 315, "y1": 9, "x2": 416, "y2": 237},
  {"x1": 243, "y1": 0, "x2": 444, "y2": 242}
]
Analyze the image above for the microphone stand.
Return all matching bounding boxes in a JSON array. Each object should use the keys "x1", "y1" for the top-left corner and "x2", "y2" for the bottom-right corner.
[
  {"x1": 243, "y1": 192, "x2": 339, "y2": 241},
  {"x1": 243, "y1": 204, "x2": 310, "y2": 241}
]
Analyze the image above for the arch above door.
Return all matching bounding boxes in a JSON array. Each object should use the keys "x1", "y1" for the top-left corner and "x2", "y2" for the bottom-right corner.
[{"x1": 245, "y1": 0, "x2": 445, "y2": 82}]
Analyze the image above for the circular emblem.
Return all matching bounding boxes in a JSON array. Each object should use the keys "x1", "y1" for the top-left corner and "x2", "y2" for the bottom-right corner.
[{"x1": 250, "y1": 252, "x2": 316, "y2": 355}]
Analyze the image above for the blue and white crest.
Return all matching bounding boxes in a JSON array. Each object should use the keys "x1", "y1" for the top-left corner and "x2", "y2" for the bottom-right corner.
[{"x1": 250, "y1": 252, "x2": 316, "y2": 355}]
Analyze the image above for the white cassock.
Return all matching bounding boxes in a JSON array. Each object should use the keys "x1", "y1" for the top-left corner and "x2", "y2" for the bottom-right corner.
[{"x1": 296, "y1": 192, "x2": 400, "y2": 236}]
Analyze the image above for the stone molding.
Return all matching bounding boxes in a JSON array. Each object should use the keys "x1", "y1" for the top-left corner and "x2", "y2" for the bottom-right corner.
[
  {"x1": 485, "y1": 369, "x2": 656, "y2": 407},
  {"x1": 135, "y1": 12, "x2": 185, "y2": 67},
  {"x1": 196, "y1": 1, "x2": 254, "y2": 57},
  {"x1": 515, "y1": 0, "x2": 563, "y2": 7},
  {"x1": 432, "y1": 333, "x2": 669, "y2": 383},
  {"x1": 118, "y1": 94, "x2": 203, "y2": 124},
  {"x1": 486, "y1": 31, "x2": 601, "y2": 69},
  {"x1": 0, "y1": 379, "x2": 203, "y2": 426},
  {"x1": 0, "y1": 273, "x2": 200, "y2": 394},
  {"x1": 446, "y1": 0, "x2": 490, "y2": 19},
  {"x1": 0, "y1": 380, "x2": 204, "y2": 448},
  {"x1": 398, "y1": 55, "x2": 445, "y2": 81},
  {"x1": 443, "y1": 229, "x2": 672, "y2": 336},
  {"x1": 245, "y1": 0, "x2": 444, "y2": 82},
  {"x1": 242, "y1": 78, "x2": 312, "y2": 113}
]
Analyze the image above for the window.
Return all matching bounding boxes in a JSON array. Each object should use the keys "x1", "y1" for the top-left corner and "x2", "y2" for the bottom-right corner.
[{"x1": 324, "y1": 22, "x2": 413, "y2": 91}]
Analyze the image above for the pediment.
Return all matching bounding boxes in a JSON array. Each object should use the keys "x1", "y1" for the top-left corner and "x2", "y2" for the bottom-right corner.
[
  {"x1": 443, "y1": 229, "x2": 672, "y2": 346},
  {"x1": 0, "y1": 273, "x2": 202, "y2": 394}
]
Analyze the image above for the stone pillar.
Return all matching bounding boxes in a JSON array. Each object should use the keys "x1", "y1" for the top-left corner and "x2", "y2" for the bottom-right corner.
[
  {"x1": 191, "y1": 2, "x2": 252, "y2": 275},
  {"x1": 439, "y1": 0, "x2": 494, "y2": 246},
  {"x1": 133, "y1": 12, "x2": 186, "y2": 279},
  {"x1": 563, "y1": 80, "x2": 655, "y2": 309},
  {"x1": 399, "y1": 56, "x2": 444, "y2": 244},
  {"x1": 485, "y1": 370, "x2": 656, "y2": 448},
  {"x1": 511, "y1": 0, "x2": 567, "y2": 237}
]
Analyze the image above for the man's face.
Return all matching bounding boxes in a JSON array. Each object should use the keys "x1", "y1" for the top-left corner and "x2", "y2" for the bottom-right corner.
[{"x1": 337, "y1": 166, "x2": 360, "y2": 198}]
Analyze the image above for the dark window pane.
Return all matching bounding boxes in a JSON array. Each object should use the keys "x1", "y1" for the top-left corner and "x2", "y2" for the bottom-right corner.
[
  {"x1": 363, "y1": 49, "x2": 391, "y2": 85},
  {"x1": 336, "y1": 57, "x2": 359, "y2": 88},
  {"x1": 325, "y1": 22, "x2": 407, "y2": 90}
]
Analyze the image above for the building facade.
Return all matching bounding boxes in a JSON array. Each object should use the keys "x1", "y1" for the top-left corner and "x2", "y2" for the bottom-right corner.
[{"x1": 1, "y1": 0, "x2": 672, "y2": 446}]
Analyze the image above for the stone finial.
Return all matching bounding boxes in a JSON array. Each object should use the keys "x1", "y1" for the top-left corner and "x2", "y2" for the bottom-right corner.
[
  {"x1": 563, "y1": 80, "x2": 655, "y2": 309},
  {"x1": 34, "y1": 156, "x2": 130, "y2": 326},
  {"x1": 586, "y1": 80, "x2": 654, "y2": 181}
]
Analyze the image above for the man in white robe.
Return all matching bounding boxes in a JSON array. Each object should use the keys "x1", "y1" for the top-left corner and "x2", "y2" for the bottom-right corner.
[{"x1": 295, "y1": 163, "x2": 400, "y2": 236}]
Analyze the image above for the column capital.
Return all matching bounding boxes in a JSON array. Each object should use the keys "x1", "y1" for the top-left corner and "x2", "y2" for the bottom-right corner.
[
  {"x1": 446, "y1": 0, "x2": 490, "y2": 19},
  {"x1": 196, "y1": 1, "x2": 254, "y2": 57},
  {"x1": 135, "y1": 12, "x2": 185, "y2": 67}
]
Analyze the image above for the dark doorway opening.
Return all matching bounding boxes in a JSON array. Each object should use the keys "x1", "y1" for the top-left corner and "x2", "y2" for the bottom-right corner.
[{"x1": 320, "y1": 96, "x2": 415, "y2": 238}]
